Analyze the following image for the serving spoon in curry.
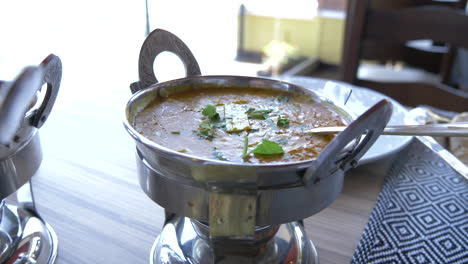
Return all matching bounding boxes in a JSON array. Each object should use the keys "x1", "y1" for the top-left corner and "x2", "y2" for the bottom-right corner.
[{"x1": 307, "y1": 122, "x2": 468, "y2": 137}]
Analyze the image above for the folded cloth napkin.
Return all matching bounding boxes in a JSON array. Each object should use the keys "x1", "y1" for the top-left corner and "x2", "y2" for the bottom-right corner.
[{"x1": 352, "y1": 139, "x2": 467, "y2": 264}]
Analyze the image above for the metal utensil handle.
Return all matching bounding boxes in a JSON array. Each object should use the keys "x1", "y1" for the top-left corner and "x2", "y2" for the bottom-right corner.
[
  {"x1": 31, "y1": 54, "x2": 62, "y2": 128},
  {"x1": 304, "y1": 99, "x2": 393, "y2": 184},
  {"x1": 130, "y1": 28, "x2": 201, "y2": 94},
  {"x1": 382, "y1": 123, "x2": 468, "y2": 136},
  {"x1": 0, "y1": 66, "x2": 43, "y2": 145},
  {"x1": 307, "y1": 122, "x2": 468, "y2": 137}
]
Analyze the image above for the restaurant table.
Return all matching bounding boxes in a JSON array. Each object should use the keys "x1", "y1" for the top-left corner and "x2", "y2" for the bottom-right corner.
[{"x1": 3, "y1": 74, "x2": 400, "y2": 264}]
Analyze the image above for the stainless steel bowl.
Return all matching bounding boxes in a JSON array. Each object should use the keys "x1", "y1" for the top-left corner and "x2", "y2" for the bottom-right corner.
[
  {"x1": 124, "y1": 29, "x2": 393, "y2": 237},
  {"x1": 0, "y1": 54, "x2": 61, "y2": 200}
]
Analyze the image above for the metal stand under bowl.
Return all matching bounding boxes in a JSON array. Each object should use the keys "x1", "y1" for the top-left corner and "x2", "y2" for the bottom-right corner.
[
  {"x1": 0, "y1": 136, "x2": 59, "y2": 264},
  {"x1": 0, "y1": 190, "x2": 58, "y2": 264},
  {"x1": 150, "y1": 215, "x2": 318, "y2": 264}
]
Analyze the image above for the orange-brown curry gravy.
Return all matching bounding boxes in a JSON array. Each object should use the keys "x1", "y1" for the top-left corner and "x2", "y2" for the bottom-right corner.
[{"x1": 134, "y1": 87, "x2": 345, "y2": 164}]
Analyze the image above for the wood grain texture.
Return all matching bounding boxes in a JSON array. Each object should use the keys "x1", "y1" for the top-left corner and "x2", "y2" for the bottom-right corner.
[{"x1": 7, "y1": 77, "x2": 390, "y2": 263}]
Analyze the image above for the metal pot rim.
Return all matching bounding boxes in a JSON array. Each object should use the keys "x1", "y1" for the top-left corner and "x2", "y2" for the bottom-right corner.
[{"x1": 124, "y1": 75, "x2": 358, "y2": 169}]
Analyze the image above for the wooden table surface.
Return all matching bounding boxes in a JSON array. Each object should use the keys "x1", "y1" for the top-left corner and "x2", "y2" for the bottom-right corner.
[{"x1": 2, "y1": 74, "x2": 393, "y2": 264}]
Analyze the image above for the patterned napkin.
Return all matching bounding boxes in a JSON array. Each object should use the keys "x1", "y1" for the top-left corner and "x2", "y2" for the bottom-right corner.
[
  {"x1": 449, "y1": 112, "x2": 468, "y2": 165},
  {"x1": 352, "y1": 139, "x2": 468, "y2": 264}
]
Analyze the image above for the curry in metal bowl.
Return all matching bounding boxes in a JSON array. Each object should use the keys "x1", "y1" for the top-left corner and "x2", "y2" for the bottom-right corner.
[{"x1": 133, "y1": 87, "x2": 346, "y2": 164}]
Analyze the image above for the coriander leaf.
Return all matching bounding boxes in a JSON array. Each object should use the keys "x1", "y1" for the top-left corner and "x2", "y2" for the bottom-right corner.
[
  {"x1": 195, "y1": 121, "x2": 215, "y2": 140},
  {"x1": 196, "y1": 129, "x2": 215, "y2": 140},
  {"x1": 242, "y1": 136, "x2": 249, "y2": 158},
  {"x1": 199, "y1": 122, "x2": 212, "y2": 130},
  {"x1": 170, "y1": 131, "x2": 181, "y2": 134},
  {"x1": 277, "y1": 116, "x2": 290, "y2": 128},
  {"x1": 202, "y1": 104, "x2": 217, "y2": 117},
  {"x1": 246, "y1": 109, "x2": 273, "y2": 119},
  {"x1": 202, "y1": 104, "x2": 220, "y2": 121},
  {"x1": 245, "y1": 107, "x2": 255, "y2": 114},
  {"x1": 252, "y1": 139, "x2": 284, "y2": 155},
  {"x1": 195, "y1": 104, "x2": 225, "y2": 140}
]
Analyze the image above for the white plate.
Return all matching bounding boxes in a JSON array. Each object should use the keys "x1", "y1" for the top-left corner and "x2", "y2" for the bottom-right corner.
[{"x1": 280, "y1": 76, "x2": 417, "y2": 165}]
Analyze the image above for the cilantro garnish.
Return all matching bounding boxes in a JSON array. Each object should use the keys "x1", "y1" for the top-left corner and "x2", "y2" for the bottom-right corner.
[
  {"x1": 196, "y1": 129, "x2": 215, "y2": 140},
  {"x1": 245, "y1": 107, "x2": 255, "y2": 113},
  {"x1": 252, "y1": 139, "x2": 284, "y2": 155},
  {"x1": 199, "y1": 122, "x2": 212, "y2": 130},
  {"x1": 194, "y1": 121, "x2": 215, "y2": 140},
  {"x1": 195, "y1": 105, "x2": 226, "y2": 140},
  {"x1": 243, "y1": 138, "x2": 284, "y2": 158},
  {"x1": 202, "y1": 104, "x2": 220, "y2": 121},
  {"x1": 242, "y1": 136, "x2": 249, "y2": 158},
  {"x1": 170, "y1": 131, "x2": 181, "y2": 134},
  {"x1": 277, "y1": 115, "x2": 290, "y2": 128},
  {"x1": 246, "y1": 108, "x2": 272, "y2": 119}
]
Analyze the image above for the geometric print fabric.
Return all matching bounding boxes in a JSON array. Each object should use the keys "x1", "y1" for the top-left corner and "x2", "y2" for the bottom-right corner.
[{"x1": 352, "y1": 139, "x2": 468, "y2": 264}]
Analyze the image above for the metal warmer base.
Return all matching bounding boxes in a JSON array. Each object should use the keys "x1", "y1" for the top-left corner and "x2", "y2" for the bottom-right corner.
[
  {"x1": 150, "y1": 216, "x2": 318, "y2": 264},
  {"x1": 0, "y1": 201, "x2": 58, "y2": 264}
]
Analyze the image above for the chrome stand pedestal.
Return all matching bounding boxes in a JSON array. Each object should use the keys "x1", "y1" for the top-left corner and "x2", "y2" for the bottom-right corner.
[
  {"x1": 0, "y1": 183, "x2": 58, "y2": 264},
  {"x1": 0, "y1": 134, "x2": 58, "y2": 264},
  {"x1": 150, "y1": 215, "x2": 318, "y2": 264}
]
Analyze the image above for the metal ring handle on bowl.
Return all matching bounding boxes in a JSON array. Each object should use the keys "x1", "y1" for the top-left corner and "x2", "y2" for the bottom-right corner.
[
  {"x1": 304, "y1": 99, "x2": 393, "y2": 185},
  {"x1": 0, "y1": 67, "x2": 43, "y2": 145},
  {"x1": 130, "y1": 28, "x2": 201, "y2": 94},
  {"x1": 31, "y1": 54, "x2": 62, "y2": 129},
  {"x1": 0, "y1": 54, "x2": 62, "y2": 199}
]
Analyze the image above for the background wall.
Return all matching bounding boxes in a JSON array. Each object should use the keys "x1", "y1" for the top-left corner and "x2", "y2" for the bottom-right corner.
[{"x1": 242, "y1": 12, "x2": 346, "y2": 65}]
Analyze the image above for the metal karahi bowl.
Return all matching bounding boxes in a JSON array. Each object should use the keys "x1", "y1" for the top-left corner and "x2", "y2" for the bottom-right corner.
[
  {"x1": 125, "y1": 75, "x2": 357, "y2": 166},
  {"x1": 0, "y1": 55, "x2": 61, "y2": 200},
  {"x1": 124, "y1": 29, "x2": 392, "y2": 236}
]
